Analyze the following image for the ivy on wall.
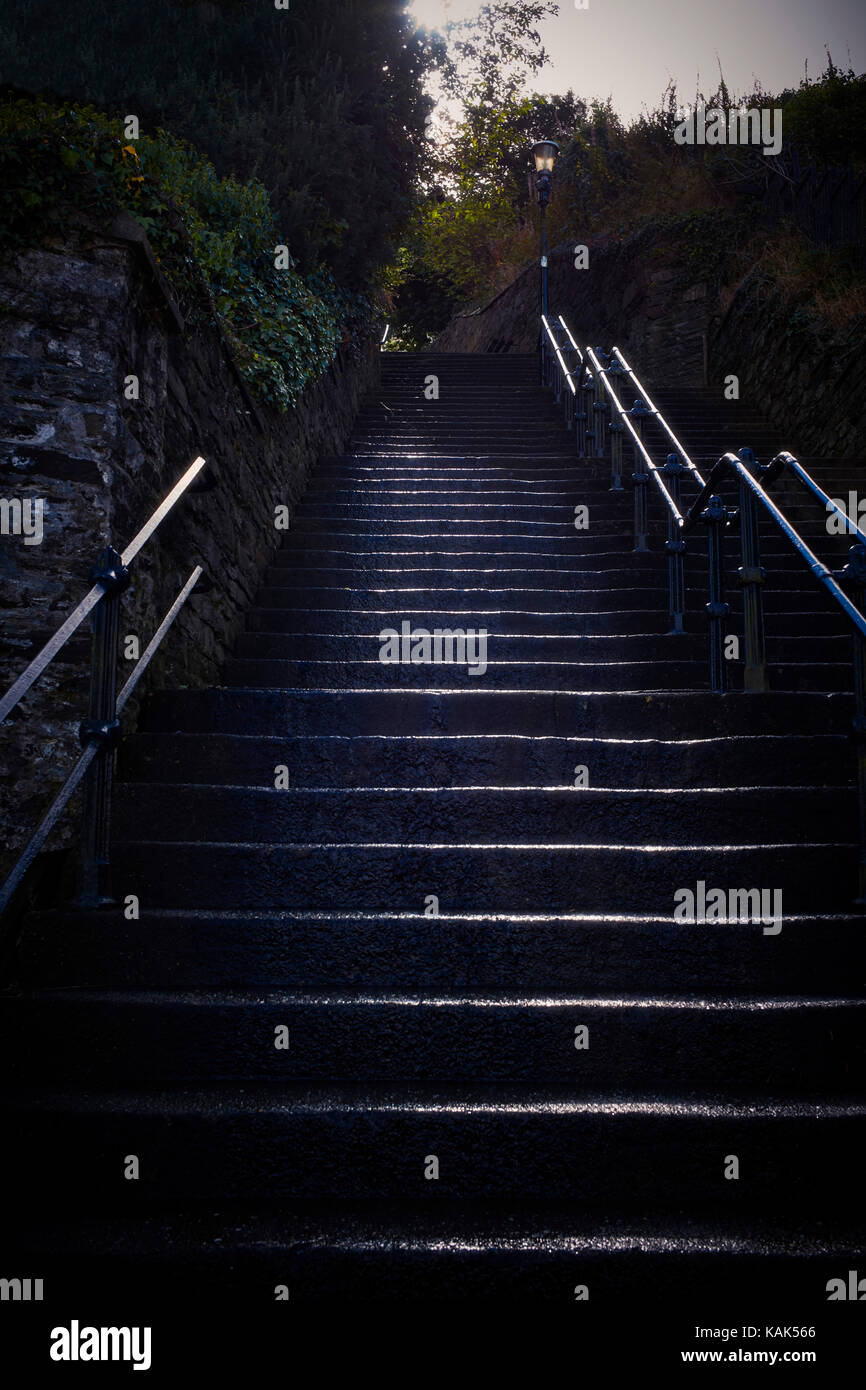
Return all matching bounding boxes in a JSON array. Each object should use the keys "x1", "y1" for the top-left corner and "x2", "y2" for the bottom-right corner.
[{"x1": 0, "y1": 98, "x2": 372, "y2": 410}]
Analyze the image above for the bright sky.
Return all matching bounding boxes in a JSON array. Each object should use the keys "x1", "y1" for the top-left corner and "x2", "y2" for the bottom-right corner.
[{"x1": 409, "y1": 0, "x2": 866, "y2": 121}]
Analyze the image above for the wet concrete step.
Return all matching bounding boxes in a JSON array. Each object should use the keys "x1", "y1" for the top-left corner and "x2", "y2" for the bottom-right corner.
[
  {"x1": 351, "y1": 415, "x2": 574, "y2": 423},
  {"x1": 381, "y1": 358, "x2": 540, "y2": 365},
  {"x1": 219, "y1": 658, "x2": 850, "y2": 692},
  {"x1": 378, "y1": 379, "x2": 543, "y2": 389},
  {"x1": 234, "y1": 632, "x2": 851, "y2": 665},
  {"x1": 355, "y1": 399, "x2": 556, "y2": 411},
  {"x1": 345, "y1": 443, "x2": 578, "y2": 456},
  {"x1": 309, "y1": 464, "x2": 609, "y2": 475},
  {"x1": 295, "y1": 493, "x2": 641, "y2": 508},
  {"x1": 111, "y1": 784, "x2": 855, "y2": 847},
  {"x1": 304, "y1": 481, "x2": 618, "y2": 495},
  {"x1": 118, "y1": 730, "x2": 854, "y2": 791},
  {"x1": 259, "y1": 560, "x2": 846, "y2": 590},
  {"x1": 270, "y1": 540, "x2": 853, "y2": 568},
  {"x1": 263, "y1": 560, "x2": 849, "y2": 589},
  {"x1": 344, "y1": 440, "x2": 580, "y2": 453},
  {"x1": 251, "y1": 585, "x2": 676, "y2": 611},
  {"x1": 269, "y1": 534, "x2": 641, "y2": 552},
  {"x1": 250, "y1": 585, "x2": 850, "y2": 616},
  {"x1": 236, "y1": 631, "x2": 713, "y2": 659},
  {"x1": 219, "y1": 657, "x2": 851, "y2": 693},
  {"x1": 6, "y1": 345, "x2": 864, "y2": 1316},
  {"x1": 18, "y1": 908, "x2": 864, "y2": 996},
  {"x1": 141, "y1": 687, "x2": 856, "y2": 738},
  {"x1": 338, "y1": 452, "x2": 589, "y2": 463},
  {"x1": 291, "y1": 506, "x2": 647, "y2": 524},
  {"x1": 2, "y1": 1084, "x2": 863, "y2": 1206},
  {"x1": 109, "y1": 840, "x2": 858, "y2": 914},
  {"x1": 353, "y1": 415, "x2": 577, "y2": 428},
  {"x1": 219, "y1": 656, "x2": 720, "y2": 691},
  {"x1": 286, "y1": 516, "x2": 620, "y2": 532},
  {"x1": 5, "y1": 1203, "x2": 863, "y2": 1313},
  {"x1": 265, "y1": 566, "x2": 848, "y2": 596},
  {"x1": 264, "y1": 562, "x2": 633, "y2": 587},
  {"x1": 281, "y1": 519, "x2": 849, "y2": 544},
  {"x1": 243, "y1": 607, "x2": 852, "y2": 638},
  {"x1": 296, "y1": 498, "x2": 859, "y2": 533},
  {"x1": 4, "y1": 991, "x2": 863, "y2": 1089},
  {"x1": 346, "y1": 433, "x2": 578, "y2": 445}
]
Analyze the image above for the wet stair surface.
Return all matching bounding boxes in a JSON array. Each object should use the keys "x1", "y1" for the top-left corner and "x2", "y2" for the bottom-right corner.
[{"x1": 4, "y1": 351, "x2": 866, "y2": 1306}]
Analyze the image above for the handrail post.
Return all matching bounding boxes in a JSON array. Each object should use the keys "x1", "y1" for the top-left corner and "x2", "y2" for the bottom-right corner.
[
  {"x1": 606, "y1": 357, "x2": 628, "y2": 406},
  {"x1": 592, "y1": 364, "x2": 608, "y2": 459},
  {"x1": 607, "y1": 359, "x2": 626, "y2": 491},
  {"x1": 0, "y1": 456, "x2": 210, "y2": 916},
  {"x1": 75, "y1": 546, "x2": 129, "y2": 908},
  {"x1": 562, "y1": 342, "x2": 580, "y2": 433},
  {"x1": 626, "y1": 399, "x2": 652, "y2": 455},
  {"x1": 609, "y1": 419, "x2": 624, "y2": 492},
  {"x1": 701, "y1": 495, "x2": 732, "y2": 694},
  {"x1": 632, "y1": 461, "x2": 649, "y2": 552},
  {"x1": 627, "y1": 401, "x2": 652, "y2": 552},
  {"x1": 572, "y1": 362, "x2": 584, "y2": 453},
  {"x1": 581, "y1": 373, "x2": 596, "y2": 457},
  {"x1": 737, "y1": 447, "x2": 769, "y2": 692},
  {"x1": 611, "y1": 348, "x2": 705, "y2": 490},
  {"x1": 574, "y1": 392, "x2": 586, "y2": 454},
  {"x1": 540, "y1": 325, "x2": 550, "y2": 387},
  {"x1": 833, "y1": 543, "x2": 866, "y2": 905},
  {"x1": 661, "y1": 453, "x2": 687, "y2": 632}
]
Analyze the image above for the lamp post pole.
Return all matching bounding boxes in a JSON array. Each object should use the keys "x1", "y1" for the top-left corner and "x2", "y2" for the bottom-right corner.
[
  {"x1": 539, "y1": 196, "x2": 549, "y2": 318},
  {"x1": 531, "y1": 140, "x2": 559, "y2": 352}
]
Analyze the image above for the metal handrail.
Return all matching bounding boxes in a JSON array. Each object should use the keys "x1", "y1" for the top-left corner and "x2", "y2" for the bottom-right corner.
[
  {"x1": 766, "y1": 451, "x2": 866, "y2": 548},
  {"x1": 556, "y1": 315, "x2": 584, "y2": 368},
  {"x1": 540, "y1": 316, "x2": 866, "y2": 898},
  {"x1": 585, "y1": 347, "x2": 684, "y2": 522},
  {"x1": 0, "y1": 566, "x2": 203, "y2": 917},
  {"x1": 0, "y1": 456, "x2": 211, "y2": 917},
  {"x1": 541, "y1": 315, "x2": 578, "y2": 396},
  {"x1": 581, "y1": 363, "x2": 866, "y2": 672},
  {"x1": 683, "y1": 449, "x2": 866, "y2": 639},
  {"x1": 610, "y1": 347, "x2": 705, "y2": 487},
  {"x1": 0, "y1": 455, "x2": 207, "y2": 726}
]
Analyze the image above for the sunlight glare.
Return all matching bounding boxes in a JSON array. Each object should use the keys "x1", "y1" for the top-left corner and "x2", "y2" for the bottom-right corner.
[{"x1": 409, "y1": 0, "x2": 487, "y2": 31}]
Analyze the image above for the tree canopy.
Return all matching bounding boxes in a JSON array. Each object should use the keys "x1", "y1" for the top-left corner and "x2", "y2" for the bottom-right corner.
[{"x1": 0, "y1": 0, "x2": 437, "y2": 287}]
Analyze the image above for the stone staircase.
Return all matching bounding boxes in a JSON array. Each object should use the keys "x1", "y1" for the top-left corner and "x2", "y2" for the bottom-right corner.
[{"x1": 3, "y1": 351, "x2": 865, "y2": 1314}]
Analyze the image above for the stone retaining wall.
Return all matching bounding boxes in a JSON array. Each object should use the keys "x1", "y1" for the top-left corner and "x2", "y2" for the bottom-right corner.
[
  {"x1": 0, "y1": 227, "x2": 378, "y2": 882},
  {"x1": 432, "y1": 226, "x2": 712, "y2": 388}
]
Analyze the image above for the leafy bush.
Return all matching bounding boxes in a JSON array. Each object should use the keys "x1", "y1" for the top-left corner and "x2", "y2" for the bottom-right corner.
[
  {"x1": 388, "y1": 57, "x2": 866, "y2": 338},
  {"x1": 0, "y1": 0, "x2": 434, "y2": 288},
  {"x1": 0, "y1": 97, "x2": 370, "y2": 409},
  {"x1": 778, "y1": 60, "x2": 866, "y2": 167}
]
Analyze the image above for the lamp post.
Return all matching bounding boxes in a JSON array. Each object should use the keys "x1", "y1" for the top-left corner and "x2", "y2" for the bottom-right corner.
[{"x1": 532, "y1": 139, "x2": 560, "y2": 320}]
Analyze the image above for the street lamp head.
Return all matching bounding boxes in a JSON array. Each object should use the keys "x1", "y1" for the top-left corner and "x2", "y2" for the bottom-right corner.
[
  {"x1": 531, "y1": 142, "x2": 558, "y2": 318},
  {"x1": 532, "y1": 139, "x2": 560, "y2": 173}
]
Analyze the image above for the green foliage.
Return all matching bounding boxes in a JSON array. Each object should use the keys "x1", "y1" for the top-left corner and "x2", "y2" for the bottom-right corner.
[
  {"x1": 777, "y1": 58, "x2": 866, "y2": 166},
  {"x1": 388, "y1": 39, "x2": 866, "y2": 342},
  {"x1": 382, "y1": 239, "x2": 463, "y2": 351},
  {"x1": 657, "y1": 210, "x2": 745, "y2": 288},
  {"x1": 440, "y1": 92, "x2": 588, "y2": 204},
  {"x1": 391, "y1": 78, "x2": 584, "y2": 332},
  {"x1": 437, "y1": 2, "x2": 559, "y2": 108},
  {"x1": 0, "y1": 0, "x2": 435, "y2": 288},
  {"x1": 0, "y1": 96, "x2": 369, "y2": 410}
]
